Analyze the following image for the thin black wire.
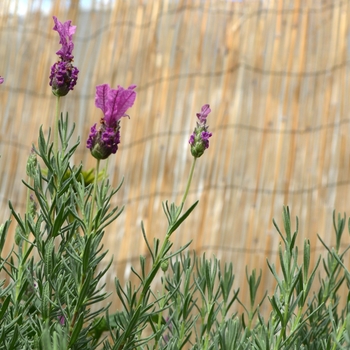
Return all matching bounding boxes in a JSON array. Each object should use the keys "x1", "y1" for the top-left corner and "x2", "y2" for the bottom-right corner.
[
  {"x1": 1, "y1": 3, "x2": 349, "y2": 218},
  {"x1": 2, "y1": 1, "x2": 345, "y2": 42},
  {"x1": 1, "y1": 116, "x2": 349, "y2": 153},
  {"x1": 3, "y1": 178, "x2": 350, "y2": 210},
  {"x1": 111, "y1": 241, "x2": 350, "y2": 266},
  {"x1": 3, "y1": 59, "x2": 350, "y2": 99},
  {"x1": 1, "y1": 1, "x2": 347, "y2": 101}
]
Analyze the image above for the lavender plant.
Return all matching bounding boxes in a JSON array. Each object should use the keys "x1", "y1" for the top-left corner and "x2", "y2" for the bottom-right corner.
[{"x1": 1, "y1": 15, "x2": 350, "y2": 350}]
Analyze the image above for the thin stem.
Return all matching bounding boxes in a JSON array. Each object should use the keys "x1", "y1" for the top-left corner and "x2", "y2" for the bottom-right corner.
[
  {"x1": 154, "y1": 274, "x2": 167, "y2": 350},
  {"x1": 103, "y1": 158, "x2": 109, "y2": 180},
  {"x1": 136, "y1": 235, "x2": 169, "y2": 310},
  {"x1": 181, "y1": 157, "x2": 197, "y2": 206},
  {"x1": 275, "y1": 300, "x2": 289, "y2": 350},
  {"x1": 136, "y1": 157, "x2": 198, "y2": 310},
  {"x1": 331, "y1": 317, "x2": 347, "y2": 350},
  {"x1": 15, "y1": 176, "x2": 33, "y2": 306},
  {"x1": 23, "y1": 175, "x2": 32, "y2": 260},
  {"x1": 88, "y1": 159, "x2": 100, "y2": 235},
  {"x1": 177, "y1": 320, "x2": 186, "y2": 348},
  {"x1": 54, "y1": 95, "x2": 60, "y2": 155}
]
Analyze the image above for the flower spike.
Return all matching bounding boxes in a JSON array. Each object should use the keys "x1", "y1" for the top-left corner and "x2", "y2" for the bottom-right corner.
[
  {"x1": 189, "y1": 104, "x2": 212, "y2": 158},
  {"x1": 87, "y1": 84, "x2": 137, "y2": 160},
  {"x1": 49, "y1": 16, "x2": 79, "y2": 97}
]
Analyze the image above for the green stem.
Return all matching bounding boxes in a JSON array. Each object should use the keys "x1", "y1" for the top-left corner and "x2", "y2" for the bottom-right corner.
[
  {"x1": 15, "y1": 176, "x2": 33, "y2": 305},
  {"x1": 203, "y1": 333, "x2": 210, "y2": 350},
  {"x1": 331, "y1": 317, "x2": 347, "y2": 350},
  {"x1": 178, "y1": 321, "x2": 186, "y2": 348},
  {"x1": 181, "y1": 157, "x2": 197, "y2": 206},
  {"x1": 88, "y1": 159, "x2": 100, "y2": 235},
  {"x1": 154, "y1": 274, "x2": 167, "y2": 350},
  {"x1": 103, "y1": 158, "x2": 109, "y2": 180},
  {"x1": 23, "y1": 175, "x2": 32, "y2": 258},
  {"x1": 290, "y1": 307, "x2": 303, "y2": 333},
  {"x1": 54, "y1": 96, "x2": 61, "y2": 155},
  {"x1": 136, "y1": 157, "x2": 198, "y2": 310},
  {"x1": 275, "y1": 300, "x2": 289, "y2": 350},
  {"x1": 136, "y1": 234, "x2": 169, "y2": 310},
  {"x1": 201, "y1": 303, "x2": 210, "y2": 350}
]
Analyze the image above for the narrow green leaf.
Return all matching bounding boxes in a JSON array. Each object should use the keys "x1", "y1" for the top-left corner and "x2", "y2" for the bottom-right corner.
[
  {"x1": 141, "y1": 221, "x2": 154, "y2": 262},
  {"x1": 44, "y1": 238, "x2": 54, "y2": 277},
  {"x1": 0, "y1": 295, "x2": 11, "y2": 319},
  {"x1": 167, "y1": 200, "x2": 198, "y2": 236},
  {"x1": 76, "y1": 269, "x2": 93, "y2": 310},
  {"x1": 69, "y1": 313, "x2": 84, "y2": 346},
  {"x1": 82, "y1": 235, "x2": 92, "y2": 274},
  {"x1": 41, "y1": 281, "x2": 50, "y2": 320}
]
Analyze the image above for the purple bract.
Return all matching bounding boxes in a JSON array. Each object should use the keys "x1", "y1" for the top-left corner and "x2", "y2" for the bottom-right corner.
[
  {"x1": 53, "y1": 16, "x2": 76, "y2": 61},
  {"x1": 196, "y1": 104, "x2": 211, "y2": 123},
  {"x1": 95, "y1": 84, "x2": 137, "y2": 127}
]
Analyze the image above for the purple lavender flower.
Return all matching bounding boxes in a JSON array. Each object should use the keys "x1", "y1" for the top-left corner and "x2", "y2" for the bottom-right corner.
[
  {"x1": 0, "y1": 76, "x2": 4, "y2": 84},
  {"x1": 49, "y1": 16, "x2": 79, "y2": 97},
  {"x1": 196, "y1": 104, "x2": 211, "y2": 123},
  {"x1": 87, "y1": 84, "x2": 137, "y2": 159},
  {"x1": 58, "y1": 314, "x2": 65, "y2": 325},
  {"x1": 189, "y1": 104, "x2": 212, "y2": 158},
  {"x1": 52, "y1": 17, "x2": 76, "y2": 61}
]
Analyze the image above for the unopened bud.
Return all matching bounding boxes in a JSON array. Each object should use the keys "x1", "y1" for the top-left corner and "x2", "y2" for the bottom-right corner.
[
  {"x1": 189, "y1": 124, "x2": 212, "y2": 158},
  {"x1": 161, "y1": 260, "x2": 169, "y2": 272},
  {"x1": 189, "y1": 104, "x2": 212, "y2": 158},
  {"x1": 26, "y1": 150, "x2": 37, "y2": 177}
]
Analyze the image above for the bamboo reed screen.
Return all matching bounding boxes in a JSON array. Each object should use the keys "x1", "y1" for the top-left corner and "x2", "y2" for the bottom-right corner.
[{"x1": 1, "y1": 0, "x2": 350, "y2": 312}]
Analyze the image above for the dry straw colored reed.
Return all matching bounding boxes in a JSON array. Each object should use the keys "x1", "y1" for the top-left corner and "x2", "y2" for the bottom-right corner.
[{"x1": 1, "y1": 0, "x2": 350, "y2": 312}]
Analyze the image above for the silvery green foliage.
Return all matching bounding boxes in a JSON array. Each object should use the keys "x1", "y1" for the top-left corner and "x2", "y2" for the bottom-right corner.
[
  {"x1": 0, "y1": 115, "x2": 122, "y2": 349},
  {"x1": 103, "y1": 208, "x2": 350, "y2": 349},
  {"x1": 1, "y1": 119, "x2": 350, "y2": 349}
]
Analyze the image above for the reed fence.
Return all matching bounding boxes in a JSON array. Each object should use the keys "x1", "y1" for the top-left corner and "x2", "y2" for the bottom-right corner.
[{"x1": 1, "y1": 0, "x2": 350, "y2": 312}]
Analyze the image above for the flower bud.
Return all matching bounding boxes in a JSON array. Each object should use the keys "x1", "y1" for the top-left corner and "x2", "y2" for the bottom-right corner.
[
  {"x1": 15, "y1": 226, "x2": 24, "y2": 246},
  {"x1": 26, "y1": 149, "x2": 37, "y2": 177},
  {"x1": 161, "y1": 260, "x2": 169, "y2": 272}
]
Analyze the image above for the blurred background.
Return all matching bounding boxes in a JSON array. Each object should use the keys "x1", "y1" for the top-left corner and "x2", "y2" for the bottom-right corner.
[{"x1": 1, "y1": 0, "x2": 350, "y2": 312}]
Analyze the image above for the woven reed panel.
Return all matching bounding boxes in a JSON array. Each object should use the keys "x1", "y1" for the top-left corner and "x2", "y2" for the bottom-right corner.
[{"x1": 1, "y1": 0, "x2": 350, "y2": 312}]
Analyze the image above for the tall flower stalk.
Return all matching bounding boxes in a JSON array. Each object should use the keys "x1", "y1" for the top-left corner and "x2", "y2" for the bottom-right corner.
[
  {"x1": 49, "y1": 16, "x2": 79, "y2": 155},
  {"x1": 102, "y1": 105, "x2": 213, "y2": 348},
  {"x1": 126, "y1": 104, "x2": 213, "y2": 343},
  {"x1": 86, "y1": 83, "x2": 137, "y2": 235},
  {"x1": 181, "y1": 157, "x2": 197, "y2": 206}
]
